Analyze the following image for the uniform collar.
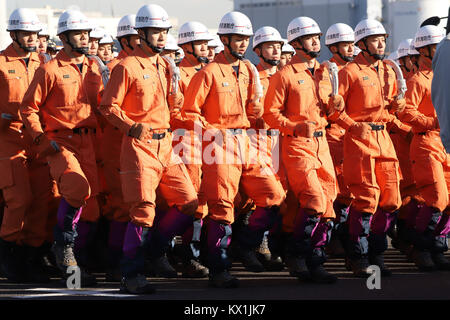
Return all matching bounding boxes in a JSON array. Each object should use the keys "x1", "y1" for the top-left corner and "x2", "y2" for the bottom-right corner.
[
  {"x1": 289, "y1": 54, "x2": 320, "y2": 74},
  {"x1": 256, "y1": 63, "x2": 277, "y2": 79},
  {"x1": 133, "y1": 46, "x2": 166, "y2": 71},
  {"x1": 330, "y1": 55, "x2": 347, "y2": 68},
  {"x1": 353, "y1": 52, "x2": 382, "y2": 71},
  {"x1": 3, "y1": 43, "x2": 40, "y2": 63},
  {"x1": 55, "y1": 49, "x2": 89, "y2": 67},
  {"x1": 215, "y1": 51, "x2": 250, "y2": 78}
]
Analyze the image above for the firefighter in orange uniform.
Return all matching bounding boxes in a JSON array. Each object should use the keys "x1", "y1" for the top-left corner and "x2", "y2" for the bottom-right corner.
[
  {"x1": 99, "y1": 14, "x2": 141, "y2": 282},
  {"x1": 235, "y1": 25, "x2": 286, "y2": 273},
  {"x1": 20, "y1": 10, "x2": 103, "y2": 286},
  {"x1": 329, "y1": 19, "x2": 407, "y2": 277},
  {"x1": 99, "y1": 4, "x2": 198, "y2": 294},
  {"x1": 397, "y1": 25, "x2": 450, "y2": 271},
  {"x1": 181, "y1": 11, "x2": 285, "y2": 288},
  {"x1": 171, "y1": 20, "x2": 213, "y2": 278},
  {"x1": 0, "y1": 8, "x2": 52, "y2": 283},
  {"x1": 323, "y1": 23, "x2": 355, "y2": 257},
  {"x1": 387, "y1": 38, "x2": 419, "y2": 255},
  {"x1": 264, "y1": 16, "x2": 341, "y2": 284}
]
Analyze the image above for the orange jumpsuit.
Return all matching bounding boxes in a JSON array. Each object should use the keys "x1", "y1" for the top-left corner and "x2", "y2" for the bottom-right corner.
[
  {"x1": 99, "y1": 47, "x2": 198, "y2": 228},
  {"x1": 98, "y1": 50, "x2": 130, "y2": 222},
  {"x1": 398, "y1": 59, "x2": 450, "y2": 212},
  {"x1": 335, "y1": 53, "x2": 403, "y2": 214},
  {"x1": 172, "y1": 58, "x2": 207, "y2": 219},
  {"x1": 20, "y1": 50, "x2": 102, "y2": 218},
  {"x1": 264, "y1": 55, "x2": 337, "y2": 219},
  {"x1": 326, "y1": 56, "x2": 352, "y2": 207},
  {"x1": 255, "y1": 64, "x2": 295, "y2": 233},
  {"x1": 263, "y1": 55, "x2": 338, "y2": 268},
  {"x1": 387, "y1": 65, "x2": 417, "y2": 222},
  {"x1": 0, "y1": 44, "x2": 52, "y2": 247},
  {"x1": 181, "y1": 52, "x2": 285, "y2": 225}
]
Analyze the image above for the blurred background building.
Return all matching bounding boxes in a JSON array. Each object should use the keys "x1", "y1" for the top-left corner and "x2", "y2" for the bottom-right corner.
[
  {"x1": 1, "y1": 0, "x2": 448, "y2": 61},
  {"x1": 235, "y1": 0, "x2": 450, "y2": 62}
]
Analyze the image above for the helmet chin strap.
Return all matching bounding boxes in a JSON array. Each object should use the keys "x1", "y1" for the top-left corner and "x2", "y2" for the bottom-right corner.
[
  {"x1": 292, "y1": 38, "x2": 320, "y2": 58},
  {"x1": 13, "y1": 32, "x2": 36, "y2": 53},
  {"x1": 121, "y1": 36, "x2": 135, "y2": 53},
  {"x1": 424, "y1": 45, "x2": 433, "y2": 60},
  {"x1": 259, "y1": 52, "x2": 280, "y2": 66},
  {"x1": 64, "y1": 32, "x2": 88, "y2": 55},
  {"x1": 361, "y1": 39, "x2": 385, "y2": 60},
  {"x1": 141, "y1": 29, "x2": 163, "y2": 54},
  {"x1": 187, "y1": 42, "x2": 209, "y2": 64},
  {"x1": 399, "y1": 57, "x2": 410, "y2": 73},
  {"x1": 225, "y1": 35, "x2": 244, "y2": 60},
  {"x1": 336, "y1": 48, "x2": 353, "y2": 62}
]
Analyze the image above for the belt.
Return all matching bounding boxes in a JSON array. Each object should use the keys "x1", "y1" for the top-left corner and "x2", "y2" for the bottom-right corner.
[
  {"x1": 149, "y1": 128, "x2": 172, "y2": 140},
  {"x1": 53, "y1": 127, "x2": 96, "y2": 135},
  {"x1": 313, "y1": 131, "x2": 323, "y2": 137},
  {"x1": 228, "y1": 128, "x2": 243, "y2": 135},
  {"x1": 288, "y1": 130, "x2": 323, "y2": 138},
  {"x1": 369, "y1": 123, "x2": 384, "y2": 131},
  {"x1": 152, "y1": 132, "x2": 167, "y2": 140},
  {"x1": 72, "y1": 127, "x2": 96, "y2": 134}
]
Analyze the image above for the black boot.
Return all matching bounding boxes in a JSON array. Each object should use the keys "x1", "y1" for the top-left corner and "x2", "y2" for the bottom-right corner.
[
  {"x1": 348, "y1": 256, "x2": 372, "y2": 278},
  {"x1": 368, "y1": 232, "x2": 392, "y2": 277},
  {"x1": 431, "y1": 252, "x2": 450, "y2": 270},
  {"x1": 208, "y1": 270, "x2": 239, "y2": 288},
  {"x1": 120, "y1": 274, "x2": 156, "y2": 294},
  {"x1": 23, "y1": 245, "x2": 51, "y2": 283},
  {"x1": 0, "y1": 238, "x2": 26, "y2": 282}
]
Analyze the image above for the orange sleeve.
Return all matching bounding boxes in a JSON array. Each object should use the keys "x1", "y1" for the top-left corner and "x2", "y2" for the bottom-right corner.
[
  {"x1": 398, "y1": 77, "x2": 435, "y2": 131},
  {"x1": 262, "y1": 71, "x2": 297, "y2": 136},
  {"x1": 20, "y1": 66, "x2": 51, "y2": 140},
  {"x1": 180, "y1": 69, "x2": 211, "y2": 130},
  {"x1": 98, "y1": 63, "x2": 136, "y2": 134}
]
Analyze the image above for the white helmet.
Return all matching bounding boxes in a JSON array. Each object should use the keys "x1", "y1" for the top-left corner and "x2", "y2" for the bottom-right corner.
[
  {"x1": 397, "y1": 39, "x2": 413, "y2": 58},
  {"x1": 208, "y1": 34, "x2": 222, "y2": 48},
  {"x1": 214, "y1": 40, "x2": 224, "y2": 54},
  {"x1": 135, "y1": 4, "x2": 171, "y2": 30},
  {"x1": 90, "y1": 27, "x2": 105, "y2": 39},
  {"x1": 325, "y1": 23, "x2": 355, "y2": 45},
  {"x1": 178, "y1": 21, "x2": 213, "y2": 45},
  {"x1": 253, "y1": 26, "x2": 284, "y2": 49},
  {"x1": 414, "y1": 25, "x2": 445, "y2": 49},
  {"x1": 354, "y1": 19, "x2": 387, "y2": 44},
  {"x1": 7, "y1": 8, "x2": 41, "y2": 32},
  {"x1": 408, "y1": 40, "x2": 420, "y2": 55},
  {"x1": 217, "y1": 11, "x2": 253, "y2": 36},
  {"x1": 57, "y1": 10, "x2": 91, "y2": 35},
  {"x1": 117, "y1": 14, "x2": 138, "y2": 38},
  {"x1": 386, "y1": 50, "x2": 399, "y2": 62},
  {"x1": 99, "y1": 33, "x2": 115, "y2": 45},
  {"x1": 281, "y1": 39, "x2": 296, "y2": 54},
  {"x1": 164, "y1": 34, "x2": 180, "y2": 51},
  {"x1": 287, "y1": 16, "x2": 321, "y2": 44},
  {"x1": 38, "y1": 23, "x2": 50, "y2": 37}
]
